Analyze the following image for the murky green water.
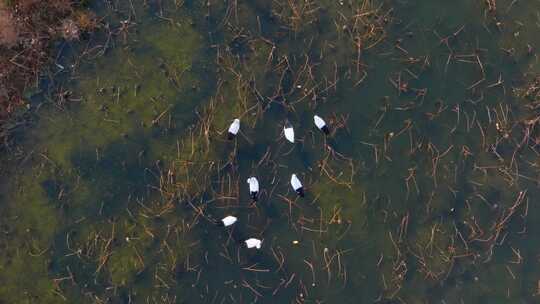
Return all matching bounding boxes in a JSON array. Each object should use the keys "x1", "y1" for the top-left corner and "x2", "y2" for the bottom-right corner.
[{"x1": 1, "y1": 0, "x2": 540, "y2": 303}]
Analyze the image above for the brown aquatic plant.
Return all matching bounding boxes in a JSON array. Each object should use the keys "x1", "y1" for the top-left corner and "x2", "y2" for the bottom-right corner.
[
  {"x1": 50, "y1": 0, "x2": 74, "y2": 14},
  {"x1": 60, "y1": 18, "x2": 80, "y2": 40},
  {"x1": 0, "y1": 0, "x2": 99, "y2": 133},
  {"x1": 75, "y1": 10, "x2": 98, "y2": 32},
  {"x1": 0, "y1": 6, "x2": 19, "y2": 48}
]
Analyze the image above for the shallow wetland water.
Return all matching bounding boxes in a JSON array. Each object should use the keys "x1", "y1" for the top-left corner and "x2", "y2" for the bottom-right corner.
[{"x1": 1, "y1": 0, "x2": 540, "y2": 303}]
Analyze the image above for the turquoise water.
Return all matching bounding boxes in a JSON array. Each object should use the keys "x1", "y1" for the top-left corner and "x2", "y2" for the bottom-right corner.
[{"x1": 1, "y1": 0, "x2": 540, "y2": 303}]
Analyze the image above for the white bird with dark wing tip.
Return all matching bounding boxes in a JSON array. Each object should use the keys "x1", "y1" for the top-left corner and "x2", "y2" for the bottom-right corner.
[
  {"x1": 290, "y1": 174, "x2": 304, "y2": 197},
  {"x1": 244, "y1": 238, "x2": 262, "y2": 249},
  {"x1": 227, "y1": 118, "x2": 240, "y2": 140},
  {"x1": 246, "y1": 177, "x2": 260, "y2": 201},
  {"x1": 314, "y1": 115, "x2": 330, "y2": 135},
  {"x1": 216, "y1": 215, "x2": 237, "y2": 227},
  {"x1": 283, "y1": 121, "x2": 295, "y2": 143}
]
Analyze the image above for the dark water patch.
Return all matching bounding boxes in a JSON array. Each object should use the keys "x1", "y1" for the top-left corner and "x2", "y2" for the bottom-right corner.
[{"x1": 70, "y1": 138, "x2": 151, "y2": 217}]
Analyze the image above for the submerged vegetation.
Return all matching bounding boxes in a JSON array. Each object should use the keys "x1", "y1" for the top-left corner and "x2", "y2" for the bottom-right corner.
[{"x1": 0, "y1": 0, "x2": 540, "y2": 303}]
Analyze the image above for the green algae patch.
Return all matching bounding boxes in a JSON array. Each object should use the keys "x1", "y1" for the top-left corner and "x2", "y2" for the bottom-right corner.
[
  {"x1": 9, "y1": 174, "x2": 60, "y2": 242},
  {"x1": 108, "y1": 245, "x2": 142, "y2": 286},
  {"x1": 310, "y1": 174, "x2": 367, "y2": 234},
  {"x1": 141, "y1": 16, "x2": 201, "y2": 70},
  {"x1": 29, "y1": 13, "x2": 205, "y2": 169},
  {"x1": 0, "y1": 248, "x2": 59, "y2": 304},
  {"x1": 0, "y1": 168, "x2": 63, "y2": 303}
]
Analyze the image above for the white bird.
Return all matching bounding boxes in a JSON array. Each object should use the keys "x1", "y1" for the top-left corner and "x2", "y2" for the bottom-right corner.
[
  {"x1": 217, "y1": 215, "x2": 237, "y2": 227},
  {"x1": 314, "y1": 115, "x2": 330, "y2": 135},
  {"x1": 290, "y1": 174, "x2": 304, "y2": 197},
  {"x1": 244, "y1": 238, "x2": 262, "y2": 249},
  {"x1": 227, "y1": 118, "x2": 240, "y2": 140},
  {"x1": 246, "y1": 177, "x2": 260, "y2": 201},
  {"x1": 283, "y1": 122, "x2": 295, "y2": 143}
]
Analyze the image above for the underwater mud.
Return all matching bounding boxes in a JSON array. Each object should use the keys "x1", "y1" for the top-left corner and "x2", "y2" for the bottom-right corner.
[{"x1": 0, "y1": 0, "x2": 540, "y2": 303}]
